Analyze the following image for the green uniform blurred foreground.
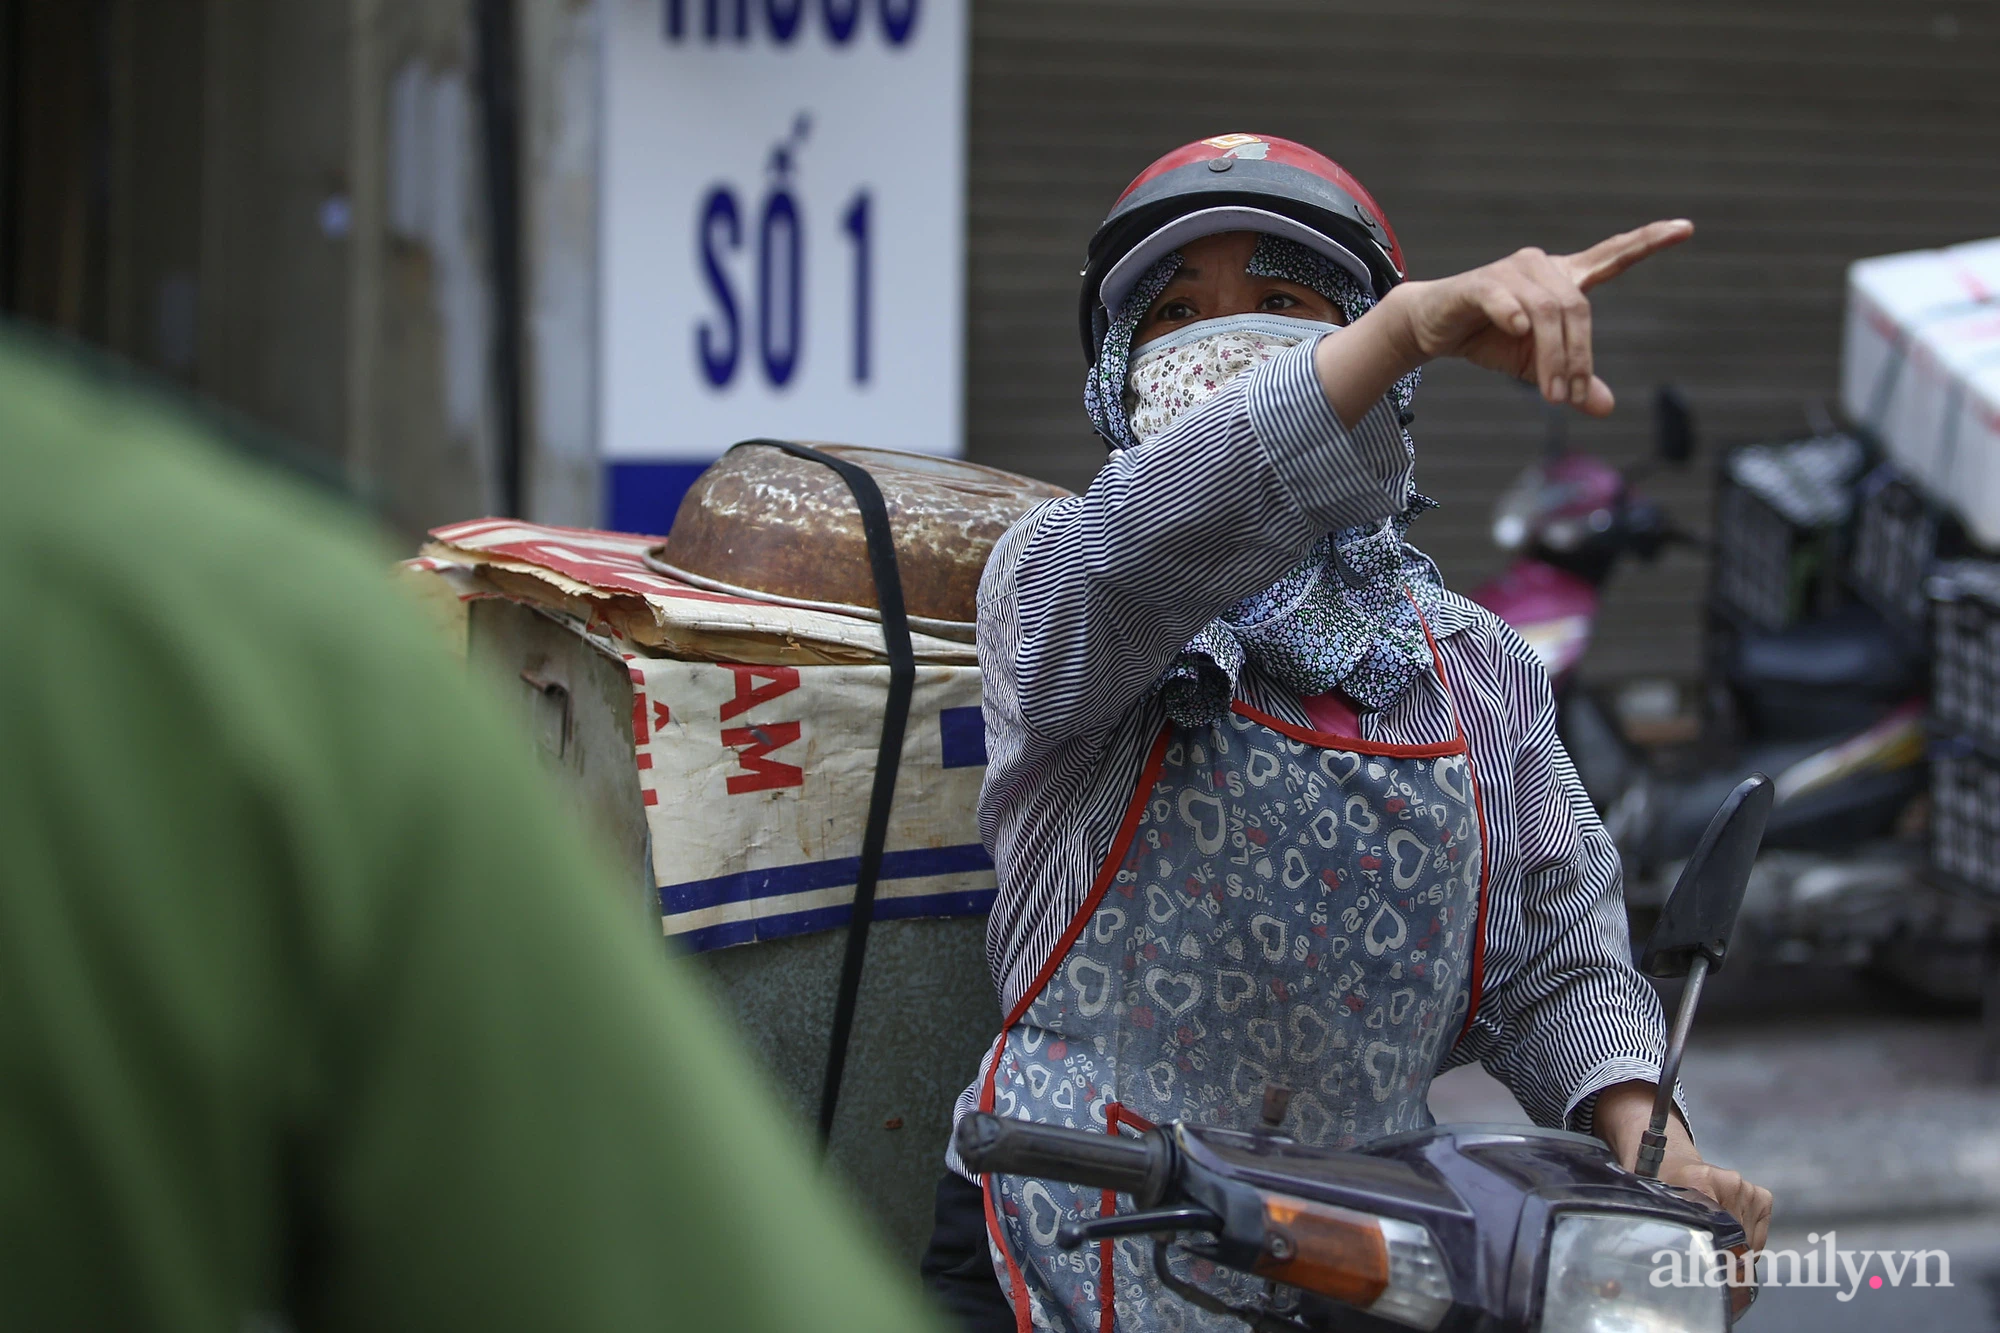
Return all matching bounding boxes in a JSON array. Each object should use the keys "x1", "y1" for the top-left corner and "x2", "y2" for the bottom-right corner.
[{"x1": 0, "y1": 329, "x2": 944, "y2": 1333}]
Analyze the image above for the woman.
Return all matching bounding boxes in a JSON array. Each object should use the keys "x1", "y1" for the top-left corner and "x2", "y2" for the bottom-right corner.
[{"x1": 921, "y1": 134, "x2": 1771, "y2": 1333}]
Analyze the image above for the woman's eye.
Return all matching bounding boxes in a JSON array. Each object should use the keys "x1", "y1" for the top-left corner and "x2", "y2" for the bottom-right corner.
[
  {"x1": 1157, "y1": 300, "x2": 1197, "y2": 321},
  {"x1": 1259, "y1": 292, "x2": 1300, "y2": 311}
]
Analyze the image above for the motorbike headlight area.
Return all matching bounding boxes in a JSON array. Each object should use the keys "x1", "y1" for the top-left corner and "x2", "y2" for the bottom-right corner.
[{"x1": 1541, "y1": 1212, "x2": 1728, "y2": 1333}]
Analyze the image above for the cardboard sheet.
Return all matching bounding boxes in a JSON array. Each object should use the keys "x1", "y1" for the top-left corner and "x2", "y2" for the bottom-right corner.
[
  {"x1": 423, "y1": 518, "x2": 977, "y2": 666},
  {"x1": 410, "y1": 518, "x2": 995, "y2": 950}
]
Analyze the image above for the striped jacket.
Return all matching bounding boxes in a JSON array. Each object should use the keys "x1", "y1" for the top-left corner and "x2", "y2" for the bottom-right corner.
[{"x1": 950, "y1": 336, "x2": 1677, "y2": 1169}]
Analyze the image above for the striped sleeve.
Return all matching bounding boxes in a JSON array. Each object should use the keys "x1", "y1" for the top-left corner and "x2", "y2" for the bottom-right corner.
[
  {"x1": 989, "y1": 335, "x2": 1413, "y2": 746},
  {"x1": 1435, "y1": 611, "x2": 1690, "y2": 1135},
  {"x1": 1246, "y1": 335, "x2": 1414, "y2": 536}
]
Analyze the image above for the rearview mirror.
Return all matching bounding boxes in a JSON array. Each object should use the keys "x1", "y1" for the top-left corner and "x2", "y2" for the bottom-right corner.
[
  {"x1": 1639, "y1": 773, "x2": 1772, "y2": 979},
  {"x1": 1633, "y1": 773, "x2": 1772, "y2": 1180},
  {"x1": 1653, "y1": 385, "x2": 1696, "y2": 466}
]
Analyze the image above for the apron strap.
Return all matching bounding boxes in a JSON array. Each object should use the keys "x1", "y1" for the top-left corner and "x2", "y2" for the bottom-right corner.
[
  {"x1": 1402, "y1": 590, "x2": 1491, "y2": 1043},
  {"x1": 1400, "y1": 592, "x2": 1480, "y2": 748},
  {"x1": 1098, "y1": 1103, "x2": 1158, "y2": 1333}
]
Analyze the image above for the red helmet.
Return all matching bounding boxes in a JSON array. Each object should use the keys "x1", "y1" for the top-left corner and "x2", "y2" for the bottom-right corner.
[{"x1": 1078, "y1": 134, "x2": 1405, "y2": 362}]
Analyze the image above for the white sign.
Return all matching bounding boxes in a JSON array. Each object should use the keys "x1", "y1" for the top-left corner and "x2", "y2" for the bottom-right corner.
[{"x1": 598, "y1": 0, "x2": 968, "y2": 482}]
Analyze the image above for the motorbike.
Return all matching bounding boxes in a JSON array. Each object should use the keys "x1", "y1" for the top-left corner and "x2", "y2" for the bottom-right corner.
[
  {"x1": 1469, "y1": 387, "x2": 1926, "y2": 874},
  {"x1": 1460, "y1": 390, "x2": 1994, "y2": 990},
  {"x1": 957, "y1": 778, "x2": 1773, "y2": 1333}
]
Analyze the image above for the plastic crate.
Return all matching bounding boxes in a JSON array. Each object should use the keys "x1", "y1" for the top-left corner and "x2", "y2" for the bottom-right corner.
[
  {"x1": 1932, "y1": 560, "x2": 2000, "y2": 752},
  {"x1": 1711, "y1": 484, "x2": 1808, "y2": 631},
  {"x1": 1709, "y1": 434, "x2": 1866, "y2": 632},
  {"x1": 1849, "y1": 465, "x2": 1942, "y2": 631},
  {"x1": 1932, "y1": 739, "x2": 2000, "y2": 900}
]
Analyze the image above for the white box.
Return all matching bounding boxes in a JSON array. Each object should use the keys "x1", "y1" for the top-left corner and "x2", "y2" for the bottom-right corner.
[
  {"x1": 1951, "y1": 361, "x2": 2000, "y2": 549},
  {"x1": 1899, "y1": 304, "x2": 2000, "y2": 500},
  {"x1": 1841, "y1": 237, "x2": 2000, "y2": 541},
  {"x1": 1945, "y1": 236, "x2": 2000, "y2": 293},
  {"x1": 1843, "y1": 249, "x2": 1972, "y2": 445}
]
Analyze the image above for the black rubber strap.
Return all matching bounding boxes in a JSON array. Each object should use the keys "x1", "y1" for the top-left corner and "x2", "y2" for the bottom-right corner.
[{"x1": 726, "y1": 439, "x2": 915, "y2": 1145}]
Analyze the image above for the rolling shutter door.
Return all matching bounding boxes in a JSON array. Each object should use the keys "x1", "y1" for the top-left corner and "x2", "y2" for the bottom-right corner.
[{"x1": 965, "y1": 0, "x2": 2000, "y2": 678}]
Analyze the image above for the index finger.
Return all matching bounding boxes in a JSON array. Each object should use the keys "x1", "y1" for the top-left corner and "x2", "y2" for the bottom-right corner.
[{"x1": 1562, "y1": 219, "x2": 1694, "y2": 291}]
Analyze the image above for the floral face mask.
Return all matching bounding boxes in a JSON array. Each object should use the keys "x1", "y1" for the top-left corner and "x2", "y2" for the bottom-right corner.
[{"x1": 1122, "y1": 312, "x2": 1344, "y2": 446}]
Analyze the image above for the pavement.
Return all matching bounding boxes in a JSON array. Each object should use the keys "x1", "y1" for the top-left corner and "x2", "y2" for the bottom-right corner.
[{"x1": 1426, "y1": 963, "x2": 2000, "y2": 1331}]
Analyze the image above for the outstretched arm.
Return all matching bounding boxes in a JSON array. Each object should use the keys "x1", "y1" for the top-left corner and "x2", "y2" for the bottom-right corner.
[
  {"x1": 993, "y1": 218, "x2": 1697, "y2": 745},
  {"x1": 1315, "y1": 219, "x2": 1696, "y2": 424}
]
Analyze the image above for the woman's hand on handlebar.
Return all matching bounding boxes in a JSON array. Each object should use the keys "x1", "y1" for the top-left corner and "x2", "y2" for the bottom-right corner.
[
  {"x1": 1313, "y1": 220, "x2": 1693, "y2": 426},
  {"x1": 1594, "y1": 1078, "x2": 1774, "y2": 1252}
]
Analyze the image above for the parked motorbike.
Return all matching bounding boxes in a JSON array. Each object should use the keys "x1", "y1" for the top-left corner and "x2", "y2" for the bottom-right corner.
[
  {"x1": 1469, "y1": 388, "x2": 1926, "y2": 874},
  {"x1": 957, "y1": 778, "x2": 1773, "y2": 1333},
  {"x1": 1464, "y1": 393, "x2": 1961, "y2": 983}
]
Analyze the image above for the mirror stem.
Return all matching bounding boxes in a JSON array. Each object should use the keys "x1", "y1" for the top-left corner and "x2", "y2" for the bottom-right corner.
[{"x1": 1636, "y1": 953, "x2": 1709, "y2": 1180}]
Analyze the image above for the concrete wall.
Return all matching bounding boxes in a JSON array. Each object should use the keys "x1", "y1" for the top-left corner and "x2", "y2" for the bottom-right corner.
[
  {"x1": 517, "y1": 0, "x2": 600, "y2": 529},
  {"x1": 354, "y1": 0, "x2": 505, "y2": 535},
  {"x1": 105, "y1": 0, "x2": 207, "y2": 380},
  {"x1": 195, "y1": 0, "x2": 357, "y2": 466},
  {"x1": 11, "y1": 0, "x2": 600, "y2": 543}
]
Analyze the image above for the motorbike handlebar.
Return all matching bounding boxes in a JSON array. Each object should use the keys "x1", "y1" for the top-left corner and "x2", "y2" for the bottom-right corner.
[{"x1": 954, "y1": 1112, "x2": 1175, "y2": 1209}]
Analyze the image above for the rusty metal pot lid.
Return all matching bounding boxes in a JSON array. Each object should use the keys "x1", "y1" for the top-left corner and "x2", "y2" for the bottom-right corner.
[{"x1": 647, "y1": 442, "x2": 1071, "y2": 642}]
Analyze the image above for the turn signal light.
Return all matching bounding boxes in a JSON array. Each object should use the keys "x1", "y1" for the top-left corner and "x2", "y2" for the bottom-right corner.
[{"x1": 1251, "y1": 1193, "x2": 1451, "y2": 1330}]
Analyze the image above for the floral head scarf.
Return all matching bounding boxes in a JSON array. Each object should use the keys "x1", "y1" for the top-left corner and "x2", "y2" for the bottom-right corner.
[
  {"x1": 1085, "y1": 234, "x2": 1421, "y2": 454},
  {"x1": 1080, "y1": 232, "x2": 1445, "y2": 724}
]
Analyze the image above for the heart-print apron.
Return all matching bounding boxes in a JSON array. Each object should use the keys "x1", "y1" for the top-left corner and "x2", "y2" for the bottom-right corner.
[{"x1": 977, "y1": 623, "x2": 1487, "y2": 1333}]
